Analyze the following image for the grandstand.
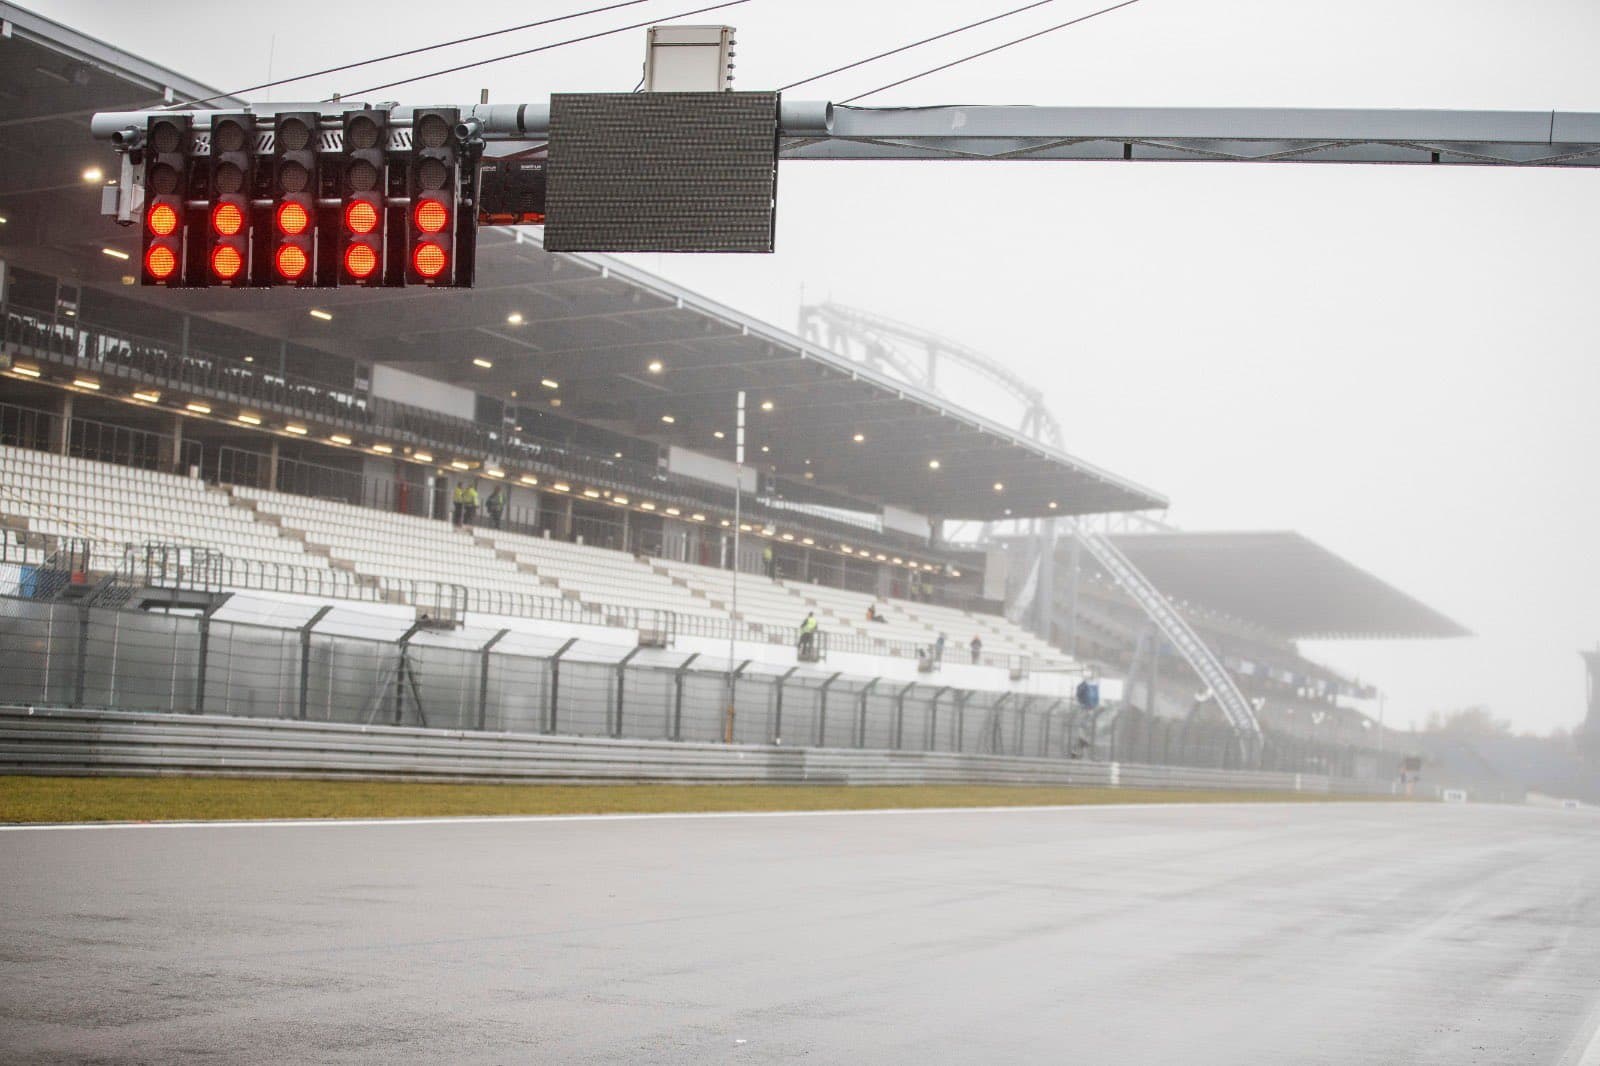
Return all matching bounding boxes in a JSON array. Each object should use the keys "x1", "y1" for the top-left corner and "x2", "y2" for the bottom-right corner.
[{"x1": 0, "y1": 2, "x2": 1468, "y2": 790}]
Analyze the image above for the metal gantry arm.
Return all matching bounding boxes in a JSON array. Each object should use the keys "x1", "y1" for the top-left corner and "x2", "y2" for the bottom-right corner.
[
  {"x1": 93, "y1": 101, "x2": 1600, "y2": 170},
  {"x1": 778, "y1": 104, "x2": 1600, "y2": 167}
]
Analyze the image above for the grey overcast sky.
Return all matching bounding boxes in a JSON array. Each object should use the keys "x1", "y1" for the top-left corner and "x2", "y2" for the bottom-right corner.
[{"x1": 32, "y1": 0, "x2": 1600, "y2": 734}]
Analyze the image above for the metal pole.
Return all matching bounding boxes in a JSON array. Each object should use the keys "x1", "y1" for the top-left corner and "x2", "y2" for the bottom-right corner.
[
  {"x1": 615, "y1": 646, "x2": 644, "y2": 738},
  {"x1": 774, "y1": 666, "x2": 798, "y2": 745},
  {"x1": 672, "y1": 652, "x2": 700, "y2": 741},
  {"x1": 547, "y1": 636, "x2": 579, "y2": 734},
  {"x1": 296, "y1": 605, "x2": 332, "y2": 721},
  {"x1": 477, "y1": 628, "x2": 511, "y2": 730},
  {"x1": 727, "y1": 389, "x2": 745, "y2": 736}
]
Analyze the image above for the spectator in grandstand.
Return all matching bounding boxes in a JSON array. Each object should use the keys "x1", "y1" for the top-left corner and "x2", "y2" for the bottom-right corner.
[
  {"x1": 935, "y1": 632, "x2": 946, "y2": 663},
  {"x1": 452, "y1": 482, "x2": 467, "y2": 527},
  {"x1": 798, "y1": 611, "x2": 818, "y2": 658},
  {"x1": 485, "y1": 487, "x2": 505, "y2": 529},
  {"x1": 871, "y1": 607, "x2": 888, "y2": 624},
  {"x1": 463, "y1": 482, "x2": 479, "y2": 526},
  {"x1": 970, "y1": 634, "x2": 983, "y2": 664},
  {"x1": 866, "y1": 605, "x2": 877, "y2": 622},
  {"x1": 763, "y1": 544, "x2": 776, "y2": 580}
]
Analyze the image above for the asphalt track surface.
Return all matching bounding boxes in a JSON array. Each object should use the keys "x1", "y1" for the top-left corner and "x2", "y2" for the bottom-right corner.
[{"x1": 3, "y1": 802, "x2": 1599, "y2": 1064}]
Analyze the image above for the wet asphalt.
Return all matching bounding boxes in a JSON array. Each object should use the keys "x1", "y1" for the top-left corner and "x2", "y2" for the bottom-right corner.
[{"x1": 3, "y1": 801, "x2": 1599, "y2": 1064}]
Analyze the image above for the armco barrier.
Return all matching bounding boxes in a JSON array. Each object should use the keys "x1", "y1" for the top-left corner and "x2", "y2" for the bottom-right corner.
[{"x1": 0, "y1": 706, "x2": 1408, "y2": 795}]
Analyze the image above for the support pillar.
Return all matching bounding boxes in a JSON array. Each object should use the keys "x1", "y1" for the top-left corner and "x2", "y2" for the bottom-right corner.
[
  {"x1": 51, "y1": 392, "x2": 72, "y2": 456},
  {"x1": 267, "y1": 437, "x2": 280, "y2": 491}
]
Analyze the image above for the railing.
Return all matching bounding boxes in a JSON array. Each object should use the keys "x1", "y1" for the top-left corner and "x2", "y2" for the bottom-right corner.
[{"x1": 4, "y1": 307, "x2": 958, "y2": 564}]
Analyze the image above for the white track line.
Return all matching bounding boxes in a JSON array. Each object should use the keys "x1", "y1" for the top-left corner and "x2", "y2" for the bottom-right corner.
[{"x1": 0, "y1": 800, "x2": 1370, "y2": 832}]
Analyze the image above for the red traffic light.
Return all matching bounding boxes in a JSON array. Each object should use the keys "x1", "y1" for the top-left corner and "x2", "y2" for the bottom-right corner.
[
  {"x1": 344, "y1": 243, "x2": 379, "y2": 279},
  {"x1": 211, "y1": 202, "x2": 245, "y2": 237},
  {"x1": 147, "y1": 203, "x2": 180, "y2": 237},
  {"x1": 414, "y1": 199, "x2": 449, "y2": 234},
  {"x1": 275, "y1": 244, "x2": 309, "y2": 280},
  {"x1": 344, "y1": 200, "x2": 379, "y2": 235},
  {"x1": 210, "y1": 244, "x2": 244, "y2": 280},
  {"x1": 276, "y1": 201, "x2": 311, "y2": 236},
  {"x1": 145, "y1": 245, "x2": 178, "y2": 280},
  {"x1": 412, "y1": 242, "x2": 447, "y2": 278}
]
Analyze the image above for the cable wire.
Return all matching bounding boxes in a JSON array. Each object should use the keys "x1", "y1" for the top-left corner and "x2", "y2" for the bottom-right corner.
[
  {"x1": 777, "y1": 0, "x2": 1064, "y2": 93},
  {"x1": 838, "y1": 0, "x2": 1144, "y2": 104},
  {"x1": 169, "y1": 0, "x2": 656, "y2": 109},
  {"x1": 337, "y1": 0, "x2": 752, "y2": 100}
]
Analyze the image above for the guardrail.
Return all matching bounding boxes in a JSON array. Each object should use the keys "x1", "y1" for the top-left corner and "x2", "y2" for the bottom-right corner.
[{"x1": 0, "y1": 706, "x2": 1415, "y2": 796}]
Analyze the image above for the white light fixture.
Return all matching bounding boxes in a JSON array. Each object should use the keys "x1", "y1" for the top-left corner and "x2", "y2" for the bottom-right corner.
[
  {"x1": 237, "y1": 413, "x2": 262, "y2": 426},
  {"x1": 243, "y1": 356, "x2": 254, "y2": 363},
  {"x1": 614, "y1": 451, "x2": 623, "y2": 459},
  {"x1": 472, "y1": 358, "x2": 493, "y2": 369},
  {"x1": 520, "y1": 474, "x2": 538, "y2": 486},
  {"x1": 612, "y1": 494, "x2": 629, "y2": 505},
  {"x1": 101, "y1": 247, "x2": 130, "y2": 261},
  {"x1": 370, "y1": 443, "x2": 392, "y2": 454},
  {"x1": 583, "y1": 489, "x2": 600, "y2": 498},
  {"x1": 186, "y1": 400, "x2": 211, "y2": 413},
  {"x1": 506, "y1": 312, "x2": 524, "y2": 325},
  {"x1": 552, "y1": 482, "x2": 570, "y2": 492},
  {"x1": 415, "y1": 451, "x2": 434, "y2": 463},
  {"x1": 308, "y1": 309, "x2": 333, "y2": 321},
  {"x1": 665, "y1": 506, "x2": 681, "y2": 516},
  {"x1": 549, "y1": 397, "x2": 561, "y2": 407},
  {"x1": 660, "y1": 414, "x2": 675, "y2": 424},
  {"x1": 451, "y1": 460, "x2": 472, "y2": 470},
  {"x1": 0, "y1": 214, "x2": 8, "y2": 224},
  {"x1": 640, "y1": 501, "x2": 656, "y2": 511},
  {"x1": 11, "y1": 366, "x2": 42, "y2": 379},
  {"x1": 692, "y1": 513, "x2": 706, "y2": 522},
  {"x1": 993, "y1": 482, "x2": 1004, "y2": 492},
  {"x1": 647, "y1": 360, "x2": 663, "y2": 374},
  {"x1": 73, "y1": 378, "x2": 101, "y2": 391},
  {"x1": 329, "y1": 434, "x2": 352, "y2": 445},
  {"x1": 1048, "y1": 501, "x2": 1059, "y2": 510},
  {"x1": 801, "y1": 537, "x2": 814, "y2": 546},
  {"x1": 131, "y1": 389, "x2": 160, "y2": 402},
  {"x1": 760, "y1": 400, "x2": 773, "y2": 411},
  {"x1": 488, "y1": 469, "x2": 507, "y2": 479},
  {"x1": 81, "y1": 166, "x2": 103, "y2": 183},
  {"x1": 285, "y1": 424, "x2": 308, "y2": 435},
  {"x1": 852, "y1": 433, "x2": 864, "y2": 443},
  {"x1": 782, "y1": 533, "x2": 795, "y2": 542},
  {"x1": 540, "y1": 378, "x2": 559, "y2": 390},
  {"x1": 713, "y1": 430, "x2": 725, "y2": 439},
  {"x1": 928, "y1": 459, "x2": 941, "y2": 470},
  {"x1": 760, "y1": 445, "x2": 769, "y2": 453}
]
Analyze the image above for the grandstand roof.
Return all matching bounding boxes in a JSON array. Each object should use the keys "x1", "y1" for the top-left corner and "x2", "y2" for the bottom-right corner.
[
  {"x1": 0, "y1": 2, "x2": 1166, "y2": 524},
  {"x1": 1107, "y1": 531, "x2": 1471, "y2": 640}
]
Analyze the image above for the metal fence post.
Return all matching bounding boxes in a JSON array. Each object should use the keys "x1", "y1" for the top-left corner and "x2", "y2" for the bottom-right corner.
[
  {"x1": 547, "y1": 637, "x2": 579, "y2": 734},
  {"x1": 614, "y1": 647, "x2": 644, "y2": 738},
  {"x1": 296, "y1": 605, "x2": 332, "y2": 721},
  {"x1": 773, "y1": 666, "x2": 798, "y2": 744},
  {"x1": 857, "y1": 677, "x2": 880, "y2": 748},
  {"x1": 894, "y1": 681, "x2": 916, "y2": 750},
  {"x1": 477, "y1": 628, "x2": 510, "y2": 730},
  {"x1": 954, "y1": 690, "x2": 969, "y2": 752},
  {"x1": 817, "y1": 671, "x2": 842, "y2": 746},
  {"x1": 928, "y1": 686, "x2": 950, "y2": 751},
  {"x1": 194, "y1": 602, "x2": 220, "y2": 715},
  {"x1": 671, "y1": 652, "x2": 699, "y2": 741},
  {"x1": 70, "y1": 600, "x2": 90, "y2": 708}
]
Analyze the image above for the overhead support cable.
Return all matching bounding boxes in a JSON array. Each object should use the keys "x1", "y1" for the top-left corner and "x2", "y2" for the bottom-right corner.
[
  {"x1": 838, "y1": 0, "x2": 1144, "y2": 104},
  {"x1": 168, "y1": 0, "x2": 657, "y2": 109},
  {"x1": 338, "y1": 0, "x2": 753, "y2": 100},
  {"x1": 777, "y1": 0, "x2": 1067, "y2": 93}
]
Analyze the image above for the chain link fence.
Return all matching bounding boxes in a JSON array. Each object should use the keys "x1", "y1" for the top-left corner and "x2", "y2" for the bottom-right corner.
[{"x1": 0, "y1": 593, "x2": 1392, "y2": 775}]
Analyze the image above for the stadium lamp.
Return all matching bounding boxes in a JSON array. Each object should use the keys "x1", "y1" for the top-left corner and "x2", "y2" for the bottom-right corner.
[
  {"x1": 993, "y1": 482, "x2": 1004, "y2": 492},
  {"x1": 713, "y1": 430, "x2": 725, "y2": 439},
  {"x1": 928, "y1": 459, "x2": 940, "y2": 470},
  {"x1": 101, "y1": 247, "x2": 130, "y2": 261},
  {"x1": 285, "y1": 424, "x2": 308, "y2": 435},
  {"x1": 473, "y1": 358, "x2": 493, "y2": 369},
  {"x1": 81, "y1": 166, "x2": 103, "y2": 183},
  {"x1": 73, "y1": 378, "x2": 101, "y2": 390},
  {"x1": 308, "y1": 309, "x2": 333, "y2": 321},
  {"x1": 760, "y1": 400, "x2": 774, "y2": 411},
  {"x1": 506, "y1": 313, "x2": 523, "y2": 325},
  {"x1": 647, "y1": 360, "x2": 664, "y2": 373},
  {"x1": 852, "y1": 433, "x2": 864, "y2": 443},
  {"x1": 540, "y1": 378, "x2": 559, "y2": 389}
]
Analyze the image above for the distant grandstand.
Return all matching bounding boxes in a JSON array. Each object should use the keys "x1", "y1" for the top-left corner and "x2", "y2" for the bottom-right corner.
[{"x1": 0, "y1": 3, "x2": 1481, "y2": 795}]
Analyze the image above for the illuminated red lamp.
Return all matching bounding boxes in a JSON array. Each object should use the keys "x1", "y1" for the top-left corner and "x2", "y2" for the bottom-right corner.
[
  {"x1": 147, "y1": 203, "x2": 180, "y2": 237},
  {"x1": 412, "y1": 242, "x2": 447, "y2": 278},
  {"x1": 414, "y1": 198, "x2": 448, "y2": 234},
  {"x1": 276, "y1": 201, "x2": 311, "y2": 236},
  {"x1": 345, "y1": 200, "x2": 379, "y2": 235},
  {"x1": 275, "y1": 244, "x2": 309, "y2": 280},
  {"x1": 145, "y1": 245, "x2": 178, "y2": 280},
  {"x1": 211, "y1": 202, "x2": 245, "y2": 237},
  {"x1": 210, "y1": 244, "x2": 244, "y2": 280},
  {"x1": 344, "y1": 243, "x2": 378, "y2": 279}
]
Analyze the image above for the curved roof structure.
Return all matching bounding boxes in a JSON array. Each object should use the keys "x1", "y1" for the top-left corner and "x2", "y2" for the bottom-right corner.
[
  {"x1": 1108, "y1": 531, "x2": 1471, "y2": 640},
  {"x1": 0, "y1": 1, "x2": 1166, "y2": 524}
]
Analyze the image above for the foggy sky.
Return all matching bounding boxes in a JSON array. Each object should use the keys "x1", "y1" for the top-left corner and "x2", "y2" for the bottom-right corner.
[{"x1": 32, "y1": 0, "x2": 1600, "y2": 733}]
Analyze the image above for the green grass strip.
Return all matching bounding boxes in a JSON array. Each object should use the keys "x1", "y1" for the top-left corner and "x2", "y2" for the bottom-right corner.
[{"x1": 0, "y1": 776, "x2": 1405, "y2": 824}]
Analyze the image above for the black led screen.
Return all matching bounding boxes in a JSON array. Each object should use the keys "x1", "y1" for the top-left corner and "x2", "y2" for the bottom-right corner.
[{"x1": 544, "y1": 92, "x2": 779, "y2": 253}]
